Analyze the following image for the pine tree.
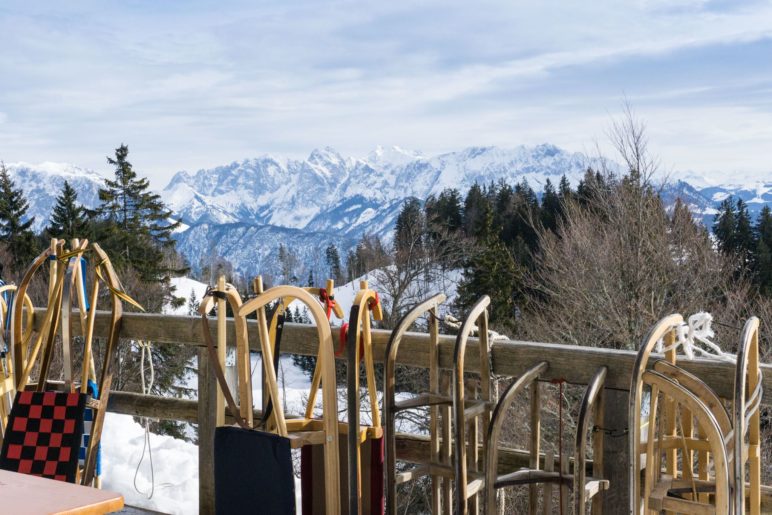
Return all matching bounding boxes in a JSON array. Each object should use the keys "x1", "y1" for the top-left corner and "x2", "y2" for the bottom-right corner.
[
  {"x1": 394, "y1": 198, "x2": 425, "y2": 257},
  {"x1": 186, "y1": 288, "x2": 199, "y2": 316},
  {"x1": 46, "y1": 180, "x2": 90, "y2": 241},
  {"x1": 462, "y1": 183, "x2": 491, "y2": 239},
  {"x1": 755, "y1": 205, "x2": 772, "y2": 296},
  {"x1": 558, "y1": 175, "x2": 573, "y2": 202},
  {"x1": 325, "y1": 244, "x2": 343, "y2": 283},
  {"x1": 97, "y1": 144, "x2": 182, "y2": 281},
  {"x1": 425, "y1": 188, "x2": 463, "y2": 235},
  {"x1": 457, "y1": 227, "x2": 522, "y2": 330},
  {"x1": 0, "y1": 163, "x2": 39, "y2": 272},
  {"x1": 734, "y1": 199, "x2": 754, "y2": 268},
  {"x1": 713, "y1": 198, "x2": 736, "y2": 255},
  {"x1": 540, "y1": 178, "x2": 562, "y2": 233}
]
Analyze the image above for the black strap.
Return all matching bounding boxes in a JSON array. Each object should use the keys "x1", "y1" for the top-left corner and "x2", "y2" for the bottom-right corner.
[
  {"x1": 201, "y1": 309, "x2": 249, "y2": 429},
  {"x1": 261, "y1": 311, "x2": 285, "y2": 426}
]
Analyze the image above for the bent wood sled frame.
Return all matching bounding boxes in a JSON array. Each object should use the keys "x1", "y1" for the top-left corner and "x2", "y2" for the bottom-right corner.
[
  {"x1": 483, "y1": 364, "x2": 608, "y2": 515},
  {"x1": 8, "y1": 240, "x2": 127, "y2": 486},
  {"x1": 453, "y1": 295, "x2": 494, "y2": 515},
  {"x1": 239, "y1": 284, "x2": 342, "y2": 515},
  {"x1": 629, "y1": 313, "x2": 763, "y2": 515},
  {"x1": 344, "y1": 280, "x2": 384, "y2": 515},
  {"x1": 384, "y1": 292, "x2": 448, "y2": 515}
]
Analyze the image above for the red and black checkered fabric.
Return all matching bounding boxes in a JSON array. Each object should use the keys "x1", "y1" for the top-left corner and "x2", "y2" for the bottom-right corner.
[{"x1": 0, "y1": 391, "x2": 86, "y2": 483}]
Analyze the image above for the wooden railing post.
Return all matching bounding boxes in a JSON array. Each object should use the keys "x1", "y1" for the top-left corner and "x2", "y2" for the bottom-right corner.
[
  {"x1": 198, "y1": 348, "x2": 217, "y2": 515},
  {"x1": 601, "y1": 388, "x2": 629, "y2": 514}
]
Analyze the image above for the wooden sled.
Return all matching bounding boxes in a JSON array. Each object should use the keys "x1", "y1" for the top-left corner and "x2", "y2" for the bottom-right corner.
[
  {"x1": 8, "y1": 239, "x2": 132, "y2": 485},
  {"x1": 345, "y1": 280, "x2": 384, "y2": 515},
  {"x1": 259, "y1": 277, "x2": 344, "y2": 434},
  {"x1": 384, "y1": 292, "x2": 449, "y2": 515},
  {"x1": 483, "y1": 364, "x2": 609, "y2": 514},
  {"x1": 301, "y1": 279, "x2": 384, "y2": 515},
  {"x1": 639, "y1": 369, "x2": 730, "y2": 514},
  {"x1": 238, "y1": 282, "x2": 342, "y2": 515},
  {"x1": 453, "y1": 295, "x2": 495, "y2": 515},
  {"x1": 630, "y1": 314, "x2": 760, "y2": 514}
]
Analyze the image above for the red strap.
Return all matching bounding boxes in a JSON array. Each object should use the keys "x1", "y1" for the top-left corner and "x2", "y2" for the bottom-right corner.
[
  {"x1": 367, "y1": 292, "x2": 380, "y2": 310},
  {"x1": 336, "y1": 323, "x2": 349, "y2": 357},
  {"x1": 335, "y1": 322, "x2": 365, "y2": 361},
  {"x1": 318, "y1": 288, "x2": 335, "y2": 320}
]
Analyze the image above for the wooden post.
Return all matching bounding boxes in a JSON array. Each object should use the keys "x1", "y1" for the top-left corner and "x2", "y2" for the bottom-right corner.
[
  {"x1": 198, "y1": 347, "x2": 217, "y2": 515},
  {"x1": 602, "y1": 388, "x2": 629, "y2": 514}
]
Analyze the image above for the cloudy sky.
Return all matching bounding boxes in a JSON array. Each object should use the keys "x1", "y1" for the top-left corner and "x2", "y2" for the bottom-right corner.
[{"x1": 1, "y1": 0, "x2": 771, "y2": 186}]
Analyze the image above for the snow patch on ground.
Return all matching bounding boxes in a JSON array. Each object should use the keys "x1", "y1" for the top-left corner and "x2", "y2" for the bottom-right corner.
[
  {"x1": 166, "y1": 276, "x2": 209, "y2": 315},
  {"x1": 101, "y1": 413, "x2": 199, "y2": 514}
]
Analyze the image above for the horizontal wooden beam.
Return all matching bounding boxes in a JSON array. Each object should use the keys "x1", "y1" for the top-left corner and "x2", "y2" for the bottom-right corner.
[
  {"x1": 107, "y1": 391, "x2": 301, "y2": 425},
  {"x1": 105, "y1": 391, "x2": 574, "y2": 473},
  {"x1": 34, "y1": 308, "x2": 772, "y2": 403}
]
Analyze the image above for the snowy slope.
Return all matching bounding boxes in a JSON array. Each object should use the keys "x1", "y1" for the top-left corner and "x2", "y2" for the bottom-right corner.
[
  {"x1": 4, "y1": 162, "x2": 104, "y2": 231},
  {"x1": 166, "y1": 276, "x2": 209, "y2": 315}
]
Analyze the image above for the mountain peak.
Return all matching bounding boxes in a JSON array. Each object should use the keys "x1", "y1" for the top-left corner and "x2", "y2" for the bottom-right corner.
[{"x1": 366, "y1": 145, "x2": 422, "y2": 166}]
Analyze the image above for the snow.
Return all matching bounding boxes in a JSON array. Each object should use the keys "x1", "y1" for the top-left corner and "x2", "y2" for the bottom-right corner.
[
  {"x1": 100, "y1": 355, "x2": 314, "y2": 515},
  {"x1": 166, "y1": 277, "x2": 209, "y2": 315},
  {"x1": 101, "y1": 413, "x2": 199, "y2": 515}
]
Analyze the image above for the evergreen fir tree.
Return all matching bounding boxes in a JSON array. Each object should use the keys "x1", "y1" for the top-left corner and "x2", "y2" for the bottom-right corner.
[
  {"x1": 96, "y1": 144, "x2": 182, "y2": 281},
  {"x1": 755, "y1": 205, "x2": 772, "y2": 296},
  {"x1": 457, "y1": 209, "x2": 522, "y2": 331},
  {"x1": 46, "y1": 180, "x2": 90, "y2": 241},
  {"x1": 734, "y1": 199, "x2": 755, "y2": 268},
  {"x1": 558, "y1": 175, "x2": 573, "y2": 202},
  {"x1": 462, "y1": 183, "x2": 491, "y2": 239},
  {"x1": 713, "y1": 198, "x2": 737, "y2": 255},
  {"x1": 186, "y1": 288, "x2": 199, "y2": 316},
  {"x1": 540, "y1": 178, "x2": 562, "y2": 233},
  {"x1": 325, "y1": 244, "x2": 343, "y2": 283},
  {"x1": 0, "y1": 163, "x2": 39, "y2": 272},
  {"x1": 394, "y1": 198, "x2": 425, "y2": 257},
  {"x1": 425, "y1": 188, "x2": 463, "y2": 235}
]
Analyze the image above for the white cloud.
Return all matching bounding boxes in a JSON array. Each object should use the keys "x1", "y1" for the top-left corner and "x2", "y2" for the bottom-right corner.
[{"x1": 0, "y1": 0, "x2": 771, "y2": 185}]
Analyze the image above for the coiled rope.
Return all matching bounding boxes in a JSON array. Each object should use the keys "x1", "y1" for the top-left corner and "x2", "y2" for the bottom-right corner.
[
  {"x1": 134, "y1": 340, "x2": 155, "y2": 499},
  {"x1": 655, "y1": 312, "x2": 736, "y2": 363}
]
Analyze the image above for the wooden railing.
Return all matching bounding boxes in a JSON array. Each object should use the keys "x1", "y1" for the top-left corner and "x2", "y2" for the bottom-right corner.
[{"x1": 32, "y1": 309, "x2": 772, "y2": 514}]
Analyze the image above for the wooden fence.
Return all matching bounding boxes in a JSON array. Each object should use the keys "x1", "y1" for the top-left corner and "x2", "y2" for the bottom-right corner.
[{"x1": 32, "y1": 309, "x2": 772, "y2": 514}]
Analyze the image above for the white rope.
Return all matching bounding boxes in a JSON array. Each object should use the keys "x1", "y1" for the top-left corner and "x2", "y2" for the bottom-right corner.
[
  {"x1": 134, "y1": 340, "x2": 155, "y2": 499},
  {"x1": 655, "y1": 312, "x2": 736, "y2": 363}
]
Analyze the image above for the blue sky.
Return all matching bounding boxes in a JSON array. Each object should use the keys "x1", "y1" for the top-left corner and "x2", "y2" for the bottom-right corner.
[{"x1": 1, "y1": 0, "x2": 771, "y2": 186}]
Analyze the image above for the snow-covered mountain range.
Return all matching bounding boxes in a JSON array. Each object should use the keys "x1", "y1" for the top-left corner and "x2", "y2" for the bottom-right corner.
[{"x1": 5, "y1": 144, "x2": 771, "y2": 279}]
